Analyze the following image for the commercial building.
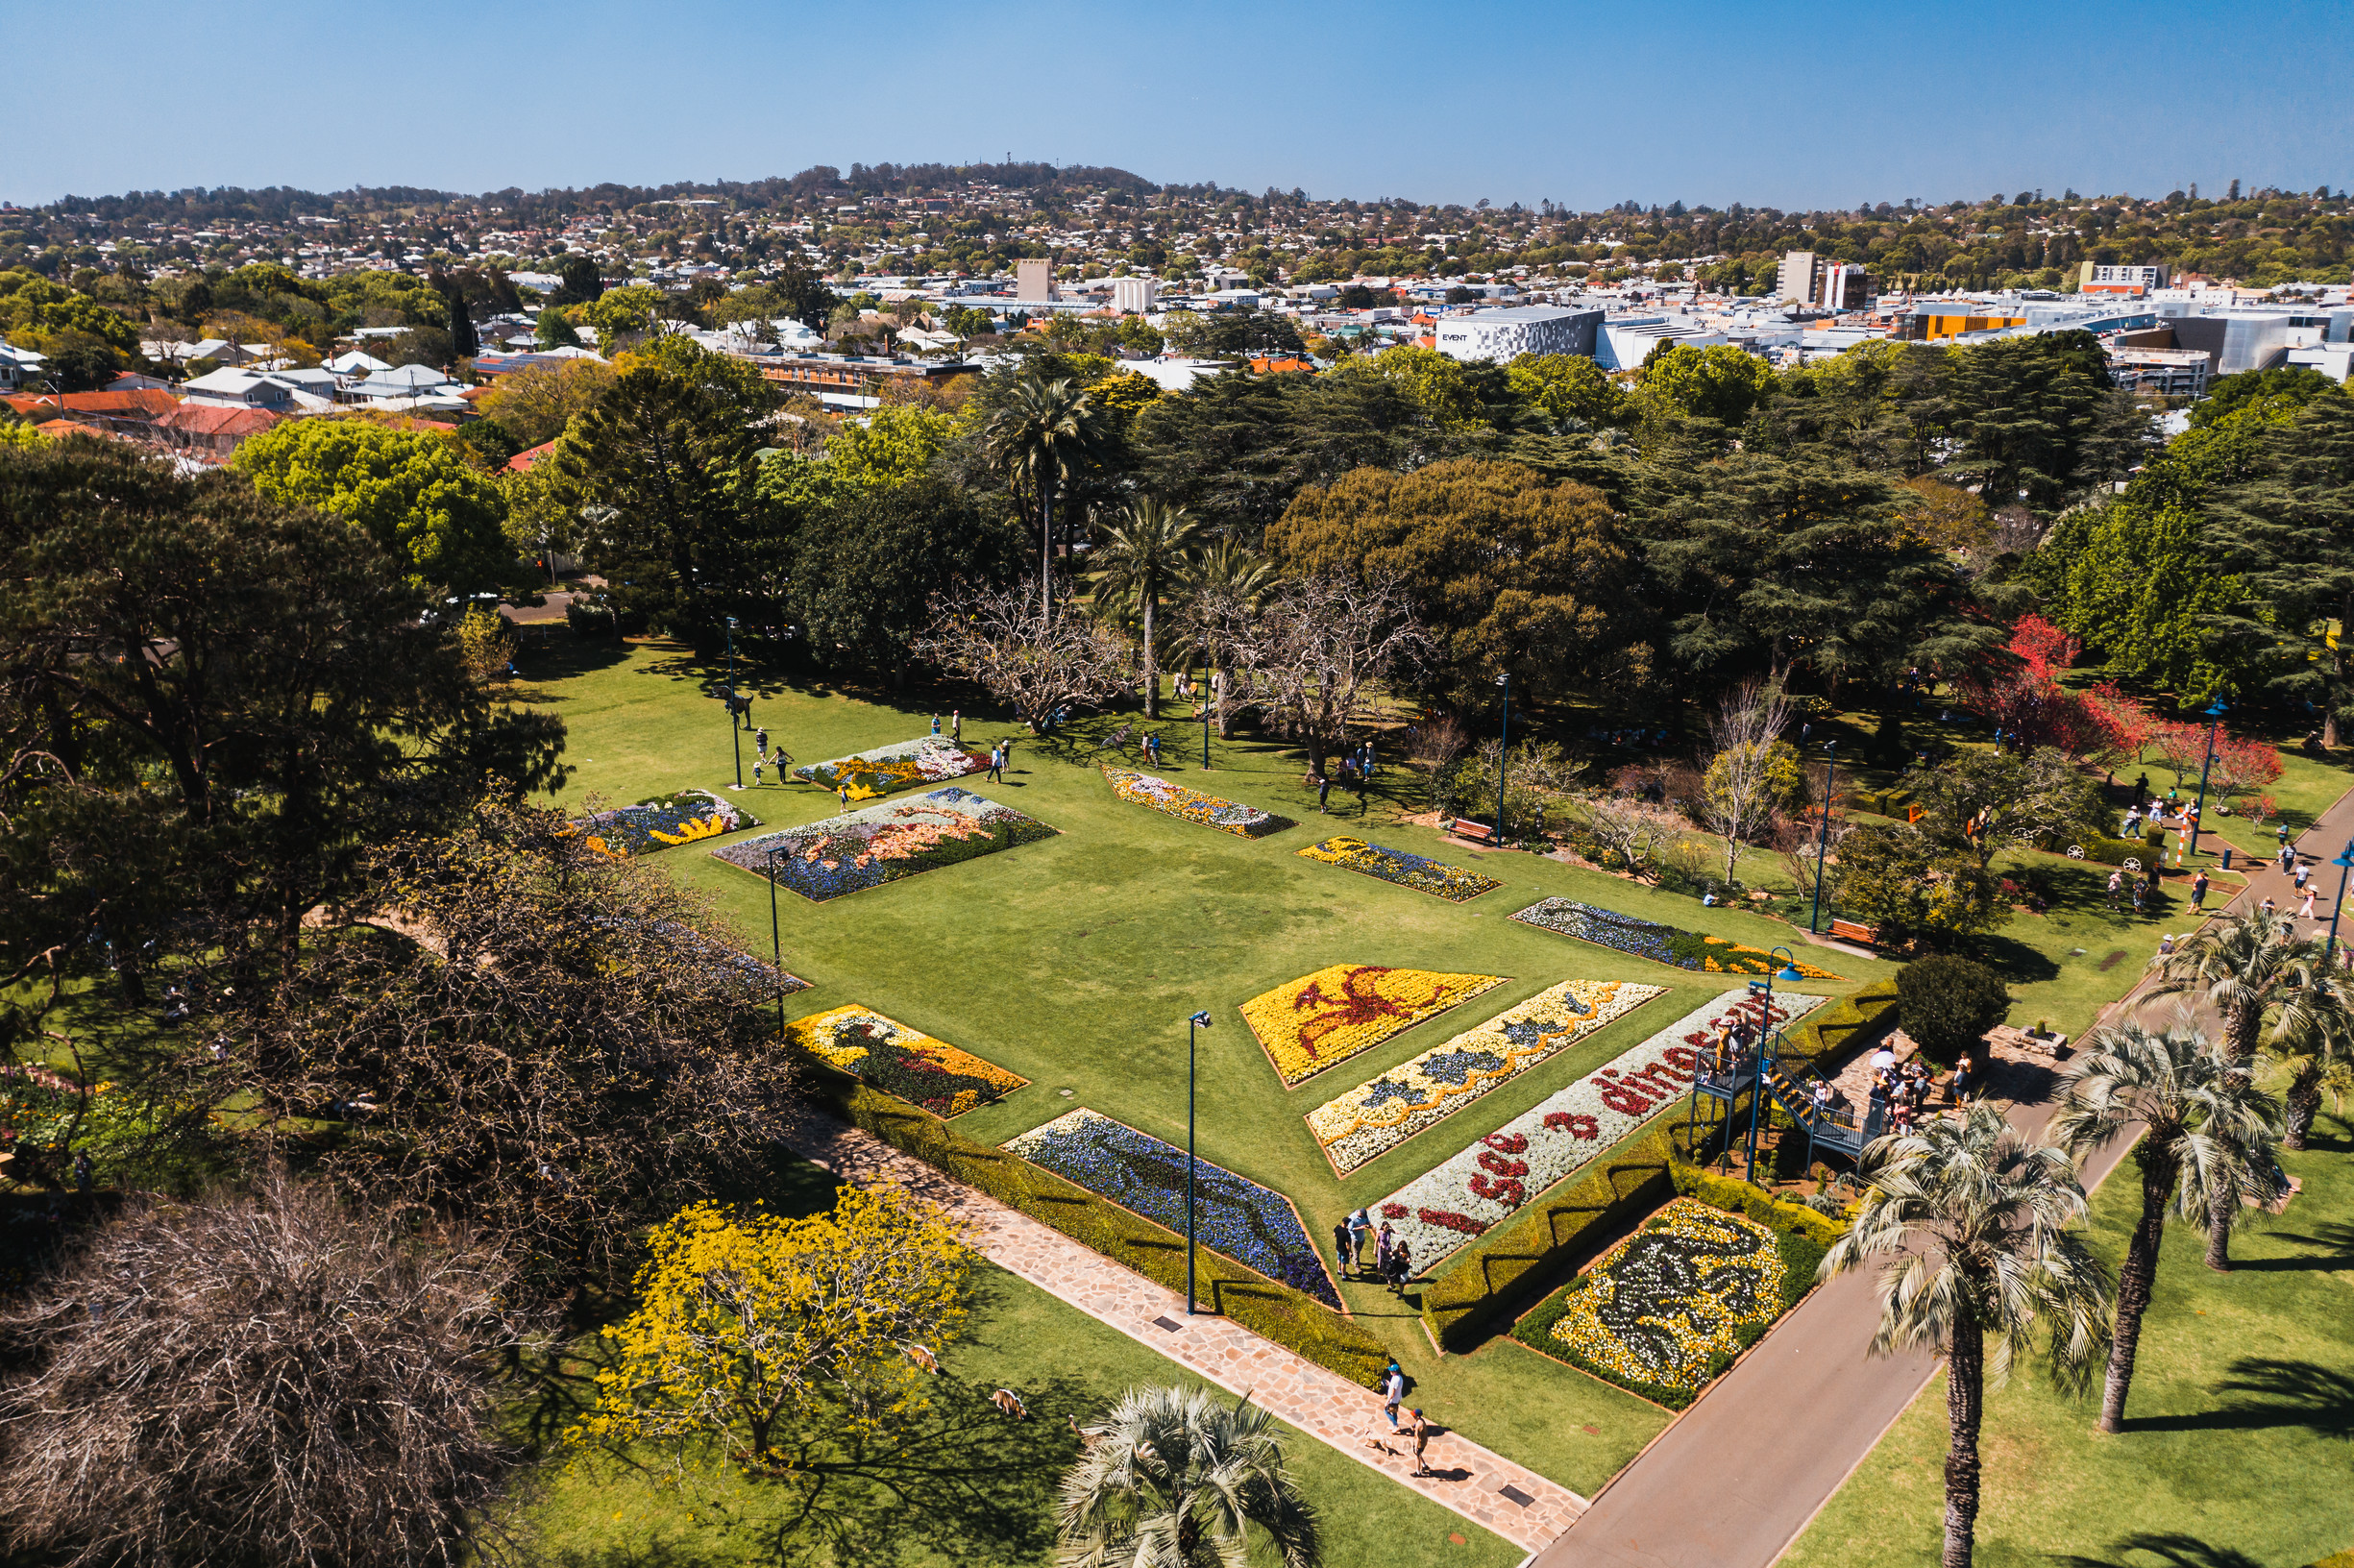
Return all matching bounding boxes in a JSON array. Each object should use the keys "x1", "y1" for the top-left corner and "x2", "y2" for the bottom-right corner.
[
  {"x1": 746, "y1": 349, "x2": 976, "y2": 409},
  {"x1": 2105, "y1": 344, "x2": 2210, "y2": 398},
  {"x1": 2079, "y1": 262, "x2": 2169, "y2": 295},
  {"x1": 1015, "y1": 258, "x2": 1058, "y2": 302},
  {"x1": 1594, "y1": 316, "x2": 1728, "y2": 370},
  {"x1": 1818, "y1": 263, "x2": 1875, "y2": 312},
  {"x1": 1431, "y1": 305, "x2": 1603, "y2": 363},
  {"x1": 1111, "y1": 277, "x2": 1159, "y2": 313},
  {"x1": 1776, "y1": 252, "x2": 1822, "y2": 306}
]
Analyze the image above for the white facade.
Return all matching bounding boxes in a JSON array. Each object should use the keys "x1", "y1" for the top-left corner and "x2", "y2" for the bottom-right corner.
[
  {"x1": 1432, "y1": 306, "x2": 1603, "y2": 363},
  {"x1": 1112, "y1": 277, "x2": 1160, "y2": 313}
]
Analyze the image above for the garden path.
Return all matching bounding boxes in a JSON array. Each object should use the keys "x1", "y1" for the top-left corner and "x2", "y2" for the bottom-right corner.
[
  {"x1": 1533, "y1": 775, "x2": 2354, "y2": 1568},
  {"x1": 773, "y1": 1103, "x2": 1588, "y2": 1555}
]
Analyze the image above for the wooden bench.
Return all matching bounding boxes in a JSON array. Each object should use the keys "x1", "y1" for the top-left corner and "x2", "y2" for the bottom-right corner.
[
  {"x1": 1448, "y1": 819, "x2": 1498, "y2": 846},
  {"x1": 1828, "y1": 918, "x2": 1879, "y2": 945}
]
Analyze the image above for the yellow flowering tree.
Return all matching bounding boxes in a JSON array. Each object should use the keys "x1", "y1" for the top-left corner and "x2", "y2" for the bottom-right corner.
[{"x1": 573, "y1": 1188, "x2": 972, "y2": 1482}]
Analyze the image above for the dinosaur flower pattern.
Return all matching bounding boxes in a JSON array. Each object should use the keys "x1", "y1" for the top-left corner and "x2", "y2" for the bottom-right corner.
[{"x1": 1238, "y1": 964, "x2": 1507, "y2": 1088}]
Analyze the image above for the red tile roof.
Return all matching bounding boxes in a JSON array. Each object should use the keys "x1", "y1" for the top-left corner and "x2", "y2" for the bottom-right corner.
[
  {"x1": 154, "y1": 404, "x2": 283, "y2": 437},
  {"x1": 506, "y1": 439, "x2": 558, "y2": 473},
  {"x1": 6, "y1": 388, "x2": 182, "y2": 420}
]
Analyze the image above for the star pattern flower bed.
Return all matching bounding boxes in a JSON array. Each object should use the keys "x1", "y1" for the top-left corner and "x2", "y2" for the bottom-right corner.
[
  {"x1": 1510, "y1": 897, "x2": 1843, "y2": 980},
  {"x1": 573, "y1": 789, "x2": 760, "y2": 857},
  {"x1": 1513, "y1": 1197, "x2": 1821, "y2": 1408},
  {"x1": 1372, "y1": 989, "x2": 1827, "y2": 1273},
  {"x1": 790, "y1": 736, "x2": 989, "y2": 801},
  {"x1": 1239, "y1": 964, "x2": 1508, "y2": 1088},
  {"x1": 1296, "y1": 835, "x2": 1503, "y2": 902},
  {"x1": 1305, "y1": 979, "x2": 1667, "y2": 1175},
  {"x1": 782, "y1": 1004, "x2": 1027, "y2": 1119},
  {"x1": 712, "y1": 787, "x2": 1057, "y2": 903},
  {"x1": 1002, "y1": 1108, "x2": 1339, "y2": 1308},
  {"x1": 1102, "y1": 768, "x2": 1295, "y2": 839}
]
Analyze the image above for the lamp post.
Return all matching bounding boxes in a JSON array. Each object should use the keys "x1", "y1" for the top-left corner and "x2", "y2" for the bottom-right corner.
[
  {"x1": 1185, "y1": 1010, "x2": 1212, "y2": 1313},
  {"x1": 1493, "y1": 671, "x2": 1511, "y2": 845},
  {"x1": 2326, "y1": 839, "x2": 2354, "y2": 973},
  {"x1": 2187, "y1": 698, "x2": 2225, "y2": 858},
  {"x1": 1809, "y1": 740, "x2": 1838, "y2": 935},
  {"x1": 1201, "y1": 663, "x2": 1213, "y2": 771},
  {"x1": 767, "y1": 846, "x2": 787, "y2": 1038},
  {"x1": 1743, "y1": 947, "x2": 1808, "y2": 1187},
  {"x1": 724, "y1": 615, "x2": 744, "y2": 789}
]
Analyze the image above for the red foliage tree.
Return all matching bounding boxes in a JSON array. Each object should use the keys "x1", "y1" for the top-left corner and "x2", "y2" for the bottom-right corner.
[
  {"x1": 1956, "y1": 614, "x2": 2122, "y2": 760},
  {"x1": 2208, "y1": 734, "x2": 2284, "y2": 810}
]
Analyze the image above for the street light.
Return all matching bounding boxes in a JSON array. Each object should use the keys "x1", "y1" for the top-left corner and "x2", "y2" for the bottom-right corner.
[
  {"x1": 724, "y1": 616, "x2": 744, "y2": 790},
  {"x1": 1201, "y1": 668, "x2": 1213, "y2": 771},
  {"x1": 2186, "y1": 698, "x2": 2226, "y2": 858},
  {"x1": 2327, "y1": 839, "x2": 2354, "y2": 972},
  {"x1": 1492, "y1": 671, "x2": 1512, "y2": 845},
  {"x1": 1185, "y1": 1010, "x2": 1213, "y2": 1313},
  {"x1": 1743, "y1": 946, "x2": 1809, "y2": 1186},
  {"x1": 1809, "y1": 741, "x2": 1838, "y2": 936}
]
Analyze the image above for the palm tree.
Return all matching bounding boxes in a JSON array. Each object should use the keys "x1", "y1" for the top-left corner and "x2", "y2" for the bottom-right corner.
[
  {"x1": 2146, "y1": 906, "x2": 2322, "y2": 1267},
  {"x1": 1821, "y1": 1105, "x2": 2112, "y2": 1568},
  {"x1": 1174, "y1": 540, "x2": 1279, "y2": 739},
  {"x1": 979, "y1": 375, "x2": 1114, "y2": 619},
  {"x1": 2264, "y1": 993, "x2": 2354, "y2": 1149},
  {"x1": 2048, "y1": 1021, "x2": 2285, "y2": 1431},
  {"x1": 1095, "y1": 501, "x2": 1205, "y2": 720},
  {"x1": 1057, "y1": 1385, "x2": 1319, "y2": 1568}
]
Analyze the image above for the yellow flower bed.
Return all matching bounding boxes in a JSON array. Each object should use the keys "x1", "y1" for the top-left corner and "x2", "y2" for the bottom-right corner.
[
  {"x1": 1546, "y1": 1198, "x2": 1783, "y2": 1392},
  {"x1": 783, "y1": 1004, "x2": 1027, "y2": 1118},
  {"x1": 1239, "y1": 964, "x2": 1506, "y2": 1088}
]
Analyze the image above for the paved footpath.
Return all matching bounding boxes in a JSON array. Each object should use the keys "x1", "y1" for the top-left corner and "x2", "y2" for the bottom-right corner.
[
  {"x1": 774, "y1": 1106, "x2": 1587, "y2": 1556},
  {"x1": 1536, "y1": 779, "x2": 2354, "y2": 1568}
]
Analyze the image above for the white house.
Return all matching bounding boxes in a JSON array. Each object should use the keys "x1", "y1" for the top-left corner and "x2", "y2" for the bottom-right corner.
[{"x1": 180, "y1": 368, "x2": 294, "y2": 407}]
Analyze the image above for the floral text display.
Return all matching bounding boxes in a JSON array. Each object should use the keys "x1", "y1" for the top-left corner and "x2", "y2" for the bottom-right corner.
[
  {"x1": 782, "y1": 1004, "x2": 1027, "y2": 1119},
  {"x1": 791, "y1": 736, "x2": 989, "y2": 801},
  {"x1": 713, "y1": 787, "x2": 1056, "y2": 903},
  {"x1": 1004, "y1": 1108, "x2": 1339, "y2": 1307},
  {"x1": 1296, "y1": 836, "x2": 1502, "y2": 902},
  {"x1": 1373, "y1": 989, "x2": 1827, "y2": 1272},
  {"x1": 1511, "y1": 898, "x2": 1842, "y2": 980},
  {"x1": 1102, "y1": 768, "x2": 1295, "y2": 839},
  {"x1": 1239, "y1": 964, "x2": 1507, "y2": 1089},
  {"x1": 1305, "y1": 979, "x2": 1666, "y2": 1175}
]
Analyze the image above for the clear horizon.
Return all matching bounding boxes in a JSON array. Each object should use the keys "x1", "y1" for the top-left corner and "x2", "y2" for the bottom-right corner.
[{"x1": 3, "y1": 0, "x2": 2347, "y2": 212}]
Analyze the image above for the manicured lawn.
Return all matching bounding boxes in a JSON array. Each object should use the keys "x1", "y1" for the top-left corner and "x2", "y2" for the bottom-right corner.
[
  {"x1": 517, "y1": 1153, "x2": 1524, "y2": 1568},
  {"x1": 519, "y1": 637, "x2": 1914, "y2": 1496},
  {"x1": 1780, "y1": 1106, "x2": 2354, "y2": 1568}
]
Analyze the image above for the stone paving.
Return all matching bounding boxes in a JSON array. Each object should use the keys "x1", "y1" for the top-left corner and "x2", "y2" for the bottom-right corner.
[{"x1": 774, "y1": 1103, "x2": 1587, "y2": 1555}]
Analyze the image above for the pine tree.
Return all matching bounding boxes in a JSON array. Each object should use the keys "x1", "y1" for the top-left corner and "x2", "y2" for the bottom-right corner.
[{"x1": 2208, "y1": 397, "x2": 2354, "y2": 742}]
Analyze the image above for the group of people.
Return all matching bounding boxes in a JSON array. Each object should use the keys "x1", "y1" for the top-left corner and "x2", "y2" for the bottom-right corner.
[
  {"x1": 1335, "y1": 1208, "x2": 1416, "y2": 1294},
  {"x1": 1310, "y1": 742, "x2": 1380, "y2": 815},
  {"x1": 1862, "y1": 1040, "x2": 1976, "y2": 1134},
  {"x1": 748, "y1": 725, "x2": 787, "y2": 786}
]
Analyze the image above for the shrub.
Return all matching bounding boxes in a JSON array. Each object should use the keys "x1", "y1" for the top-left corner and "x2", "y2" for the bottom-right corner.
[{"x1": 1895, "y1": 954, "x2": 2012, "y2": 1065}]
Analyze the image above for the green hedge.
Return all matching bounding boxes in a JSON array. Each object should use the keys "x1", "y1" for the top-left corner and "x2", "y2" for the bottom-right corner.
[
  {"x1": 2039, "y1": 832, "x2": 2153, "y2": 867},
  {"x1": 1666, "y1": 1156, "x2": 1848, "y2": 1248},
  {"x1": 1419, "y1": 1127, "x2": 1676, "y2": 1354},
  {"x1": 818, "y1": 1076, "x2": 1393, "y2": 1388}
]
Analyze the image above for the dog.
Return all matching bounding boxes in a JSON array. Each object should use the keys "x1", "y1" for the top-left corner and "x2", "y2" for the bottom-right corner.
[
  {"x1": 901, "y1": 1343, "x2": 939, "y2": 1374},
  {"x1": 991, "y1": 1388, "x2": 1029, "y2": 1421}
]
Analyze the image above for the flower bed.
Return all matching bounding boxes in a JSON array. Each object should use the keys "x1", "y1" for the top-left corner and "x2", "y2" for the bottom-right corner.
[
  {"x1": 1305, "y1": 980, "x2": 1667, "y2": 1175},
  {"x1": 1510, "y1": 1197, "x2": 1826, "y2": 1408},
  {"x1": 712, "y1": 787, "x2": 1056, "y2": 903},
  {"x1": 1510, "y1": 898, "x2": 1843, "y2": 980},
  {"x1": 1003, "y1": 1109, "x2": 1339, "y2": 1308},
  {"x1": 574, "y1": 789, "x2": 760, "y2": 857},
  {"x1": 791, "y1": 736, "x2": 990, "y2": 800},
  {"x1": 1371, "y1": 989, "x2": 1827, "y2": 1273},
  {"x1": 1102, "y1": 768, "x2": 1294, "y2": 839},
  {"x1": 1239, "y1": 965, "x2": 1507, "y2": 1088},
  {"x1": 781, "y1": 1004, "x2": 1026, "y2": 1119},
  {"x1": 1295, "y1": 836, "x2": 1502, "y2": 902}
]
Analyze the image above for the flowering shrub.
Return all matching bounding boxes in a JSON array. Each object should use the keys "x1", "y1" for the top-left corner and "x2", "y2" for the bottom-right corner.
[
  {"x1": 1238, "y1": 964, "x2": 1506, "y2": 1088},
  {"x1": 1295, "y1": 836, "x2": 1502, "y2": 902},
  {"x1": 782, "y1": 1005, "x2": 1026, "y2": 1118},
  {"x1": 1305, "y1": 979, "x2": 1666, "y2": 1174},
  {"x1": 1510, "y1": 897, "x2": 1843, "y2": 979},
  {"x1": 791, "y1": 737, "x2": 988, "y2": 800},
  {"x1": 573, "y1": 789, "x2": 760, "y2": 858},
  {"x1": 1003, "y1": 1109, "x2": 1339, "y2": 1307},
  {"x1": 713, "y1": 787, "x2": 1056, "y2": 903},
  {"x1": 1102, "y1": 768, "x2": 1294, "y2": 839},
  {"x1": 1371, "y1": 989, "x2": 1827, "y2": 1272}
]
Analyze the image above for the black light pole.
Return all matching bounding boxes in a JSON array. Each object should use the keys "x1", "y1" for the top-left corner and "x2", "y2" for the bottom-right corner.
[
  {"x1": 1493, "y1": 671, "x2": 1511, "y2": 845},
  {"x1": 1809, "y1": 741, "x2": 1838, "y2": 936},
  {"x1": 767, "y1": 846, "x2": 787, "y2": 1037},
  {"x1": 725, "y1": 615, "x2": 744, "y2": 789},
  {"x1": 1185, "y1": 1010, "x2": 1212, "y2": 1313},
  {"x1": 1201, "y1": 665, "x2": 1213, "y2": 771},
  {"x1": 2187, "y1": 698, "x2": 2225, "y2": 857},
  {"x1": 2326, "y1": 839, "x2": 2354, "y2": 972}
]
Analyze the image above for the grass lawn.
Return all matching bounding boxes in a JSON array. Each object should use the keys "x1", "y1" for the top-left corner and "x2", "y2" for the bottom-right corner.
[
  {"x1": 516, "y1": 1152, "x2": 1523, "y2": 1568},
  {"x1": 1780, "y1": 1104, "x2": 2354, "y2": 1568},
  {"x1": 516, "y1": 636, "x2": 1917, "y2": 1497}
]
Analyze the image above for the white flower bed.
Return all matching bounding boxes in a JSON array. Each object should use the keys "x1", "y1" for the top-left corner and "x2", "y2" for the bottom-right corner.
[{"x1": 1372, "y1": 988, "x2": 1827, "y2": 1274}]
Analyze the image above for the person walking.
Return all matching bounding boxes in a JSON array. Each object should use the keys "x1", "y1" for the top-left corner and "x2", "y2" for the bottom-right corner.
[
  {"x1": 837, "y1": 783, "x2": 851, "y2": 817},
  {"x1": 951, "y1": 710, "x2": 962, "y2": 744},
  {"x1": 1409, "y1": 1410, "x2": 1433, "y2": 1478},
  {"x1": 2280, "y1": 843, "x2": 2297, "y2": 874},
  {"x1": 2122, "y1": 805, "x2": 2143, "y2": 839},
  {"x1": 1317, "y1": 772, "x2": 1333, "y2": 814},
  {"x1": 2191, "y1": 869, "x2": 2211, "y2": 911},
  {"x1": 1382, "y1": 1362, "x2": 1407, "y2": 1429},
  {"x1": 750, "y1": 752, "x2": 764, "y2": 786},
  {"x1": 2105, "y1": 869, "x2": 2123, "y2": 907},
  {"x1": 989, "y1": 743, "x2": 1005, "y2": 783},
  {"x1": 2299, "y1": 884, "x2": 2317, "y2": 919},
  {"x1": 2294, "y1": 858, "x2": 2312, "y2": 891},
  {"x1": 1386, "y1": 1240, "x2": 1413, "y2": 1295},
  {"x1": 754, "y1": 725, "x2": 769, "y2": 756},
  {"x1": 1332, "y1": 1219, "x2": 1354, "y2": 1280},
  {"x1": 1376, "y1": 1219, "x2": 1395, "y2": 1268}
]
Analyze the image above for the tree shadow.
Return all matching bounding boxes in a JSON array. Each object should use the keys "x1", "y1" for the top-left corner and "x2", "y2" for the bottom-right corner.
[
  {"x1": 2047, "y1": 1530, "x2": 2266, "y2": 1568},
  {"x1": 1961, "y1": 931, "x2": 2063, "y2": 985},
  {"x1": 2232, "y1": 1220, "x2": 2354, "y2": 1272},
  {"x1": 2123, "y1": 1358, "x2": 2354, "y2": 1436}
]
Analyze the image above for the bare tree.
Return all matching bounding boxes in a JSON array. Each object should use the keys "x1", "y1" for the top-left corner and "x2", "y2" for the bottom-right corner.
[
  {"x1": 1698, "y1": 681, "x2": 1795, "y2": 888},
  {"x1": 915, "y1": 577, "x2": 1137, "y2": 734},
  {"x1": 1587, "y1": 795, "x2": 1684, "y2": 881},
  {"x1": 1776, "y1": 812, "x2": 1853, "y2": 910},
  {"x1": 1208, "y1": 573, "x2": 1432, "y2": 778},
  {"x1": 0, "y1": 1175, "x2": 525, "y2": 1568}
]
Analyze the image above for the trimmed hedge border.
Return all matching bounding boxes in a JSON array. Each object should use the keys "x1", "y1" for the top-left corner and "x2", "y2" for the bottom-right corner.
[
  {"x1": 1775, "y1": 977, "x2": 1901, "y2": 1075},
  {"x1": 811, "y1": 1071, "x2": 1394, "y2": 1388}
]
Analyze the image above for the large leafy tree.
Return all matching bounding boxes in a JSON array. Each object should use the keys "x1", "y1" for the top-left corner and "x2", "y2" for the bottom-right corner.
[
  {"x1": 2050, "y1": 1022, "x2": 2284, "y2": 1429},
  {"x1": 231, "y1": 418, "x2": 517, "y2": 597},
  {"x1": 1822, "y1": 1106, "x2": 2111, "y2": 1568},
  {"x1": 784, "y1": 475, "x2": 1027, "y2": 682},
  {"x1": 1904, "y1": 746, "x2": 2105, "y2": 869},
  {"x1": 1266, "y1": 457, "x2": 1649, "y2": 706},
  {"x1": 1094, "y1": 499, "x2": 1206, "y2": 719},
  {"x1": 1944, "y1": 331, "x2": 2150, "y2": 508},
  {"x1": 2207, "y1": 397, "x2": 2354, "y2": 743},
  {"x1": 1056, "y1": 1385, "x2": 1320, "y2": 1568}
]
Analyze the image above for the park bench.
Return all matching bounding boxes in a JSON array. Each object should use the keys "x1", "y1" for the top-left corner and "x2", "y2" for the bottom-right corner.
[
  {"x1": 1828, "y1": 918, "x2": 1879, "y2": 946},
  {"x1": 1448, "y1": 820, "x2": 1498, "y2": 847}
]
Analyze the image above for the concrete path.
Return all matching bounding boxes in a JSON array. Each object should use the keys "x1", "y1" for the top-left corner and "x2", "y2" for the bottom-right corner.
[
  {"x1": 774, "y1": 1106, "x2": 1587, "y2": 1555},
  {"x1": 1534, "y1": 778, "x2": 2354, "y2": 1568}
]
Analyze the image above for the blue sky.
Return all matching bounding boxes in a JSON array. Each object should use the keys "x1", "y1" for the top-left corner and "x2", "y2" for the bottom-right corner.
[{"x1": 4, "y1": 0, "x2": 2346, "y2": 210}]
